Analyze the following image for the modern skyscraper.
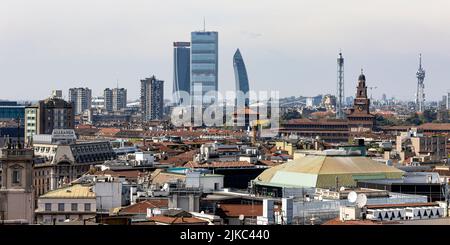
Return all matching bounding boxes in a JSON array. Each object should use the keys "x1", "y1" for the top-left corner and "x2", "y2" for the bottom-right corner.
[
  {"x1": 24, "y1": 97, "x2": 74, "y2": 143},
  {"x1": 415, "y1": 54, "x2": 426, "y2": 112},
  {"x1": 173, "y1": 42, "x2": 191, "y2": 105},
  {"x1": 190, "y1": 31, "x2": 218, "y2": 107},
  {"x1": 141, "y1": 76, "x2": 164, "y2": 121},
  {"x1": 447, "y1": 91, "x2": 450, "y2": 110},
  {"x1": 69, "y1": 87, "x2": 92, "y2": 115},
  {"x1": 233, "y1": 49, "x2": 250, "y2": 107},
  {"x1": 51, "y1": 90, "x2": 63, "y2": 99},
  {"x1": 104, "y1": 88, "x2": 127, "y2": 112}
]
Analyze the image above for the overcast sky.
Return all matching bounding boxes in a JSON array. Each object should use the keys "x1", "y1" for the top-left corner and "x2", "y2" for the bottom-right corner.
[{"x1": 1, "y1": 0, "x2": 450, "y2": 102}]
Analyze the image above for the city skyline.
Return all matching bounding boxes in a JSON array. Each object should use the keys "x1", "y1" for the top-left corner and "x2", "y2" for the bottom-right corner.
[{"x1": 1, "y1": 0, "x2": 450, "y2": 102}]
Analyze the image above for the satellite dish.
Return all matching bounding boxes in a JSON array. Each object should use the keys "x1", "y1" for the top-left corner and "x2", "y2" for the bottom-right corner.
[
  {"x1": 340, "y1": 186, "x2": 346, "y2": 192},
  {"x1": 347, "y1": 191, "x2": 357, "y2": 203},
  {"x1": 356, "y1": 194, "x2": 367, "y2": 208},
  {"x1": 238, "y1": 214, "x2": 245, "y2": 221}
]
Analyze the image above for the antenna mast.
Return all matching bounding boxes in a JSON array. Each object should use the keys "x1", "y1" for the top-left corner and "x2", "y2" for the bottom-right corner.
[
  {"x1": 336, "y1": 52, "x2": 345, "y2": 119},
  {"x1": 415, "y1": 53, "x2": 426, "y2": 112},
  {"x1": 203, "y1": 17, "x2": 206, "y2": 32}
]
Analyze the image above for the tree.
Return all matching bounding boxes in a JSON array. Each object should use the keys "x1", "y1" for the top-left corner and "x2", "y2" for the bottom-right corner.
[
  {"x1": 281, "y1": 110, "x2": 302, "y2": 121},
  {"x1": 405, "y1": 113, "x2": 422, "y2": 125},
  {"x1": 420, "y1": 109, "x2": 437, "y2": 123}
]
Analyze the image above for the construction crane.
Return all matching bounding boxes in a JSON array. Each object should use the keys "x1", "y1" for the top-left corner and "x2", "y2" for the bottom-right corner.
[
  {"x1": 367, "y1": 86, "x2": 378, "y2": 101},
  {"x1": 250, "y1": 119, "x2": 270, "y2": 144}
]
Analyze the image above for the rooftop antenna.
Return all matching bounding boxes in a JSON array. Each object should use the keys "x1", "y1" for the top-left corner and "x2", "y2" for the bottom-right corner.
[
  {"x1": 336, "y1": 51, "x2": 345, "y2": 119},
  {"x1": 347, "y1": 191, "x2": 357, "y2": 203},
  {"x1": 203, "y1": 17, "x2": 206, "y2": 32},
  {"x1": 356, "y1": 194, "x2": 367, "y2": 208}
]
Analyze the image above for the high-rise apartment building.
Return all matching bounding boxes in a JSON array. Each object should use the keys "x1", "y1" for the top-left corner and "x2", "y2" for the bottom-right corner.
[
  {"x1": 190, "y1": 31, "x2": 218, "y2": 107},
  {"x1": 447, "y1": 91, "x2": 450, "y2": 110},
  {"x1": 24, "y1": 97, "x2": 74, "y2": 144},
  {"x1": 233, "y1": 48, "x2": 250, "y2": 107},
  {"x1": 69, "y1": 87, "x2": 92, "y2": 115},
  {"x1": 173, "y1": 42, "x2": 191, "y2": 105},
  {"x1": 141, "y1": 76, "x2": 164, "y2": 121},
  {"x1": 104, "y1": 88, "x2": 127, "y2": 112}
]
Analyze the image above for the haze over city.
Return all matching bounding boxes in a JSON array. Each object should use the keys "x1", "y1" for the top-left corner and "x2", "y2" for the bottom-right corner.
[{"x1": 1, "y1": 0, "x2": 450, "y2": 101}]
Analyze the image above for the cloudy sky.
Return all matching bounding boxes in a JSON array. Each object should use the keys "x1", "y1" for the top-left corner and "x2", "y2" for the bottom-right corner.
[{"x1": 1, "y1": 0, "x2": 450, "y2": 102}]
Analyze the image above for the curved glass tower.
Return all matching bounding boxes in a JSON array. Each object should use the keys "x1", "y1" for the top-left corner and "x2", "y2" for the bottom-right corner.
[
  {"x1": 233, "y1": 49, "x2": 250, "y2": 106},
  {"x1": 173, "y1": 42, "x2": 191, "y2": 105}
]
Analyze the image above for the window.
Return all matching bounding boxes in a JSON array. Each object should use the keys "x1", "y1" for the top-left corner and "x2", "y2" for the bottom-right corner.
[
  {"x1": 84, "y1": 203, "x2": 91, "y2": 212},
  {"x1": 71, "y1": 203, "x2": 78, "y2": 212},
  {"x1": 58, "y1": 203, "x2": 65, "y2": 212},
  {"x1": 45, "y1": 203, "x2": 51, "y2": 211},
  {"x1": 12, "y1": 170, "x2": 21, "y2": 184}
]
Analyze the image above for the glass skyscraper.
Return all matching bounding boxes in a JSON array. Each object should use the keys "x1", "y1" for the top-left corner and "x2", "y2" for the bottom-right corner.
[
  {"x1": 233, "y1": 49, "x2": 250, "y2": 107},
  {"x1": 173, "y1": 42, "x2": 191, "y2": 105},
  {"x1": 190, "y1": 31, "x2": 218, "y2": 107}
]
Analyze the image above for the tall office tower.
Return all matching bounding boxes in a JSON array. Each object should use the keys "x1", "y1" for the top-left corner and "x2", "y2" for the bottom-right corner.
[
  {"x1": 190, "y1": 31, "x2": 218, "y2": 107},
  {"x1": 69, "y1": 87, "x2": 92, "y2": 115},
  {"x1": 51, "y1": 90, "x2": 63, "y2": 99},
  {"x1": 447, "y1": 91, "x2": 450, "y2": 110},
  {"x1": 104, "y1": 88, "x2": 113, "y2": 112},
  {"x1": 104, "y1": 88, "x2": 127, "y2": 112},
  {"x1": 233, "y1": 49, "x2": 250, "y2": 107},
  {"x1": 415, "y1": 54, "x2": 426, "y2": 112},
  {"x1": 173, "y1": 42, "x2": 191, "y2": 105},
  {"x1": 336, "y1": 52, "x2": 345, "y2": 119},
  {"x1": 140, "y1": 76, "x2": 164, "y2": 121},
  {"x1": 24, "y1": 97, "x2": 74, "y2": 143}
]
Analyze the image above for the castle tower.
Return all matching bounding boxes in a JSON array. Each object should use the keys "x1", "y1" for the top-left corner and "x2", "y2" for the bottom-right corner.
[{"x1": 347, "y1": 70, "x2": 375, "y2": 137}]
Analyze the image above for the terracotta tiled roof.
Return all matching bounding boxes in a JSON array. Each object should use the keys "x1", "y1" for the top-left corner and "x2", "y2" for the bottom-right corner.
[
  {"x1": 149, "y1": 216, "x2": 209, "y2": 225},
  {"x1": 184, "y1": 161, "x2": 255, "y2": 168},
  {"x1": 419, "y1": 123, "x2": 450, "y2": 131},
  {"x1": 365, "y1": 202, "x2": 438, "y2": 209},
  {"x1": 149, "y1": 169, "x2": 185, "y2": 185},
  {"x1": 284, "y1": 118, "x2": 348, "y2": 125},
  {"x1": 322, "y1": 218, "x2": 382, "y2": 225},
  {"x1": 216, "y1": 204, "x2": 262, "y2": 217},
  {"x1": 119, "y1": 200, "x2": 168, "y2": 214},
  {"x1": 97, "y1": 170, "x2": 142, "y2": 179},
  {"x1": 159, "y1": 149, "x2": 198, "y2": 166},
  {"x1": 98, "y1": 128, "x2": 121, "y2": 136},
  {"x1": 257, "y1": 160, "x2": 281, "y2": 167}
]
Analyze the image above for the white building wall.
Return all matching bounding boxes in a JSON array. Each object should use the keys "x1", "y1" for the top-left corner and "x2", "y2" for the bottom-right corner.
[
  {"x1": 185, "y1": 172, "x2": 224, "y2": 193},
  {"x1": 94, "y1": 181, "x2": 122, "y2": 211},
  {"x1": 36, "y1": 197, "x2": 96, "y2": 223}
]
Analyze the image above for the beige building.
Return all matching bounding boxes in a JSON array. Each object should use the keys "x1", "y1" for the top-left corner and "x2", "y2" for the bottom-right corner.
[
  {"x1": 35, "y1": 184, "x2": 96, "y2": 224},
  {"x1": 396, "y1": 130, "x2": 447, "y2": 163},
  {"x1": 0, "y1": 145, "x2": 35, "y2": 224}
]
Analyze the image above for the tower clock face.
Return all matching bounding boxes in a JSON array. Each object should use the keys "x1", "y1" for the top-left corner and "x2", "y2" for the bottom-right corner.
[{"x1": 358, "y1": 105, "x2": 363, "y2": 111}]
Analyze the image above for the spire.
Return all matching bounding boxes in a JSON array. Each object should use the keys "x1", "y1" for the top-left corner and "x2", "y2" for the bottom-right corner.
[
  {"x1": 358, "y1": 68, "x2": 366, "y2": 81},
  {"x1": 203, "y1": 17, "x2": 206, "y2": 32},
  {"x1": 419, "y1": 53, "x2": 422, "y2": 69}
]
